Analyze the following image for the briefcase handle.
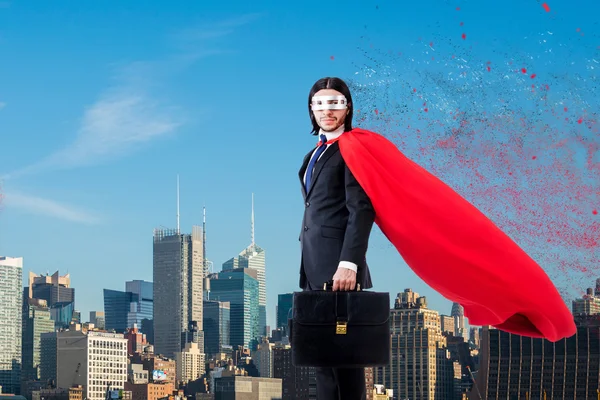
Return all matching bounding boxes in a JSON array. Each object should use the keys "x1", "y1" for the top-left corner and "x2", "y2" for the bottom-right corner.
[{"x1": 323, "y1": 280, "x2": 361, "y2": 291}]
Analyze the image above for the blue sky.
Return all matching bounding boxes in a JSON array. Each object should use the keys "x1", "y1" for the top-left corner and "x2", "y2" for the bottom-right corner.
[{"x1": 0, "y1": 0, "x2": 598, "y2": 329}]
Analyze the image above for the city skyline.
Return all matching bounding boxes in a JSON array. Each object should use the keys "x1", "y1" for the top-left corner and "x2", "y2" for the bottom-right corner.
[
  {"x1": 1, "y1": 0, "x2": 596, "y2": 340},
  {"x1": 6, "y1": 254, "x2": 600, "y2": 398}
]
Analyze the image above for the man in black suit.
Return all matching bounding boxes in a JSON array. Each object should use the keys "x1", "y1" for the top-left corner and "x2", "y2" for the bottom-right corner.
[{"x1": 298, "y1": 77, "x2": 376, "y2": 399}]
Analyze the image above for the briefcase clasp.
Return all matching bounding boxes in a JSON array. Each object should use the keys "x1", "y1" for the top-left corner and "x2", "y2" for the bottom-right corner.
[{"x1": 336, "y1": 321, "x2": 348, "y2": 334}]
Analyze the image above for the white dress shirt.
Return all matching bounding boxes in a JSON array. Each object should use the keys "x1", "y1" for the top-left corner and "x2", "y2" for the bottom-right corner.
[{"x1": 303, "y1": 125, "x2": 358, "y2": 274}]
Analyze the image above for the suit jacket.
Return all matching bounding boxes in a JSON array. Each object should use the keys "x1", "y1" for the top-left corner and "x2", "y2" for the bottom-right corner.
[{"x1": 298, "y1": 140, "x2": 375, "y2": 290}]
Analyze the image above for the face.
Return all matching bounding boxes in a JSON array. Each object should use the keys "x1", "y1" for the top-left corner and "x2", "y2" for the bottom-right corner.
[{"x1": 310, "y1": 89, "x2": 350, "y2": 132}]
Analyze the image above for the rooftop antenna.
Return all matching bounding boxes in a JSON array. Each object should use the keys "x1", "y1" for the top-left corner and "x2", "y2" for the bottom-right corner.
[
  {"x1": 176, "y1": 174, "x2": 180, "y2": 233},
  {"x1": 251, "y1": 193, "x2": 255, "y2": 246}
]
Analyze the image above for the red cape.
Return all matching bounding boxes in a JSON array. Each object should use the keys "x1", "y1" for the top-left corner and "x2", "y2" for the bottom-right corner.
[{"x1": 338, "y1": 128, "x2": 576, "y2": 342}]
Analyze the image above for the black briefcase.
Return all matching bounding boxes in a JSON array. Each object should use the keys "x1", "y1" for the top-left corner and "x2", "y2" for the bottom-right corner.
[{"x1": 288, "y1": 281, "x2": 390, "y2": 368}]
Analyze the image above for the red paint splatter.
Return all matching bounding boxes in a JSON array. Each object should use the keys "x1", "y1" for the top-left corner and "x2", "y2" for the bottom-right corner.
[
  {"x1": 462, "y1": 33, "x2": 466, "y2": 40},
  {"x1": 487, "y1": 66, "x2": 491, "y2": 72},
  {"x1": 531, "y1": 74, "x2": 537, "y2": 79},
  {"x1": 564, "y1": 107, "x2": 568, "y2": 112},
  {"x1": 374, "y1": 109, "x2": 379, "y2": 115},
  {"x1": 456, "y1": 6, "x2": 460, "y2": 10},
  {"x1": 532, "y1": 156, "x2": 537, "y2": 160},
  {"x1": 593, "y1": 210, "x2": 598, "y2": 215},
  {"x1": 330, "y1": 56, "x2": 335, "y2": 60},
  {"x1": 522, "y1": 68, "x2": 527, "y2": 73},
  {"x1": 576, "y1": 28, "x2": 581, "y2": 32},
  {"x1": 430, "y1": 41, "x2": 434, "y2": 47},
  {"x1": 542, "y1": 2, "x2": 550, "y2": 12},
  {"x1": 424, "y1": 108, "x2": 429, "y2": 112},
  {"x1": 578, "y1": 118, "x2": 583, "y2": 124},
  {"x1": 413, "y1": 88, "x2": 417, "y2": 92}
]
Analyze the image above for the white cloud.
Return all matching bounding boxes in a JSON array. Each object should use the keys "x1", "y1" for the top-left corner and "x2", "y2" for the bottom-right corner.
[
  {"x1": 3, "y1": 13, "x2": 261, "y2": 181},
  {"x1": 3, "y1": 191, "x2": 101, "y2": 224},
  {"x1": 56, "y1": 91, "x2": 179, "y2": 166},
  {"x1": 4, "y1": 86, "x2": 183, "y2": 180}
]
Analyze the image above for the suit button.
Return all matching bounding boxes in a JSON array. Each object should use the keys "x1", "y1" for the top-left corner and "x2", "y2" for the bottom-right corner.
[
  {"x1": 304, "y1": 226, "x2": 308, "y2": 231},
  {"x1": 305, "y1": 202, "x2": 310, "y2": 207}
]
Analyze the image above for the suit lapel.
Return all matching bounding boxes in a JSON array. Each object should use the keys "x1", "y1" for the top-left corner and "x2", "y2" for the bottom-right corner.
[
  {"x1": 306, "y1": 142, "x2": 339, "y2": 198},
  {"x1": 298, "y1": 149, "x2": 313, "y2": 199}
]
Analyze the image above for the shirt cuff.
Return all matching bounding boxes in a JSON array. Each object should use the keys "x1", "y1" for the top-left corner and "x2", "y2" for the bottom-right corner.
[{"x1": 338, "y1": 261, "x2": 358, "y2": 273}]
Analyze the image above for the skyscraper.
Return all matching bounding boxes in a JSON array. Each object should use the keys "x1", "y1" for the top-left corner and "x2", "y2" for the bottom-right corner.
[
  {"x1": 203, "y1": 300, "x2": 230, "y2": 357},
  {"x1": 125, "y1": 280, "x2": 153, "y2": 328},
  {"x1": 375, "y1": 289, "x2": 456, "y2": 400},
  {"x1": 153, "y1": 225, "x2": 204, "y2": 358},
  {"x1": 28, "y1": 271, "x2": 75, "y2": 329},
  {"x1": 451, "y1": 301, "x2": 468, "y2": 340},
  {"x1": 276, "y1": 293, "x2": 293, "y2": 335},
  {"x1": 209, "y1": 268, "x2": 260, "y2": 349},
  {"x1": 21, "y1": 297, "x2": 54, "y2": 382},
  {"x1": 89, "y1": 311, "x2": 105, "y2": 329},
  {"x1": 103, "y1": 289, "x2": 139, "y2": 333},
  {"x1": 153, "y1": 176, "x2": 204, "y2": 358},
  {"x1": 0, "y1": 256, "x2": 23, "y2": 394},
  {"x1": 103, "y1": 280, "x2": 153, "y2": 333},
  {"x1": 222, "y1": 193, "x2": 267, "y2": 337},
  {"x1": 473, "y1": 318, "x2": 596, "y2": 399},
  {"x1": 28, "y1": 271, "x2": 74, "y2": 307}
]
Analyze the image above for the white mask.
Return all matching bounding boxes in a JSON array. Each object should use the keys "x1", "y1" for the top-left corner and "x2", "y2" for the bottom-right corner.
[{"x1": 310, "y1": 95, "x2": 348, "y2": 111}]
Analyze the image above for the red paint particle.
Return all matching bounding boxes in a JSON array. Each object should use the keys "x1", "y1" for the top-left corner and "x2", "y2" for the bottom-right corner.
[
  {"x1": 424, "y1": 108, "x2": 429, "y2": 112},
  {"x1": 413, "y1": 88, "x2": 417, "y2": 92},
  {"x1": 430, "y1": 41, "x2": 434, "y2": 47},
  {"x1": 531, "y1": 74, "x2": 536, "y2": 79},
  {"x1": 330, "y1": 55, "x2": 335, "y2": 60},
  {"x1": 532, "y1": 156, "x2": 537, "y2": 160},
  {"x1": 578, "y1": 118, "x2": 583, "y2": 124},
  {"x1": 564, "y1": 107, "x2": 568, "y2": 112},
  {"x1": 487, "y1": 66, "x2": 491, "y2": 71},
  {"x1": 521, "y1": 68, "x2": 527, "y2": 73},
  {"x1": 542, "y1": 2, "x2": 550, "y2": 12},
  {"x1": 462, "y1": 33, "x2": 466, "y2": 40},
  {"x1": 374, "y1": 109, "x2": 378, "y2": 115},
  {"x1": 593, "y1": 210, "x2": 598, "y2": 215},
  {"x1": 456, "y1": 6, "x2": 460, "y2": 10},
  {"x1": 576, "y1": 28, "x2": 581, "y2": 32}
]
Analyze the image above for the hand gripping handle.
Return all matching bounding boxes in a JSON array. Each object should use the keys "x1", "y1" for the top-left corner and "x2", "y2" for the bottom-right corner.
[{"x1": 323, "y1": 280, "x2": 361, "y2": 292}]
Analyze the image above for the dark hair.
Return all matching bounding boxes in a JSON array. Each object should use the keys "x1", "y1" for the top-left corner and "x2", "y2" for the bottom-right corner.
[{"x1": 308, "y1": 77, "x2": 353, "y2": 135}]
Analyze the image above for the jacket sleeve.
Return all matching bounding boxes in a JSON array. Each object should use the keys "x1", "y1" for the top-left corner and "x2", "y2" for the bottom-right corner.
[{"x1": 340, "y1": 162, "x2": 376, "y2": 265}]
